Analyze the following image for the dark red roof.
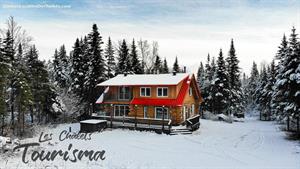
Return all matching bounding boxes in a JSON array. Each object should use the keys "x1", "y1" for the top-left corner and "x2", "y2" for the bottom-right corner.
[{"x1": 130, "y1": 76, "x2": 190, "y2": 106}]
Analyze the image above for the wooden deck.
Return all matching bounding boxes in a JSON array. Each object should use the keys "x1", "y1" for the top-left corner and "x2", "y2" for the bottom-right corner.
[{"x1": 91, "y1": 115, "x2": 172, "y2": 134}]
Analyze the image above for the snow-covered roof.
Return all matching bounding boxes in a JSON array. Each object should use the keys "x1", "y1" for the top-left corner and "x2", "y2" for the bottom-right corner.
[{"x1": 97, "y1": 73, "x2": 190, "y2": 86}]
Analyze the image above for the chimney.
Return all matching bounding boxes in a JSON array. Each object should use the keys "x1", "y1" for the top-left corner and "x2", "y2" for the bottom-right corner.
[{"x1": 172, "y1": 71, "x2": 177, "y2": 76}]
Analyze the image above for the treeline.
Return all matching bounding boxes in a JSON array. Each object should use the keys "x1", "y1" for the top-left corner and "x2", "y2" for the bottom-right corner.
[
  {"x1": 196, "y1": 39, "x2": 244, "y2": 116},
  {"x1": 49, "y1": 23, "x2": 186, "y2": 115},
  {"x1": 245, "y1": 27, "x2": 300, "y2": 131},
  {"x1": 0, "y1": 17, "x2": 57, "y2": 136}
]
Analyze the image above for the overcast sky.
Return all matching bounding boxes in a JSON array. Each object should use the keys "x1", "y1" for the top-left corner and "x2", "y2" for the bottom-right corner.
[{"x1": 0, "y1": 0, "x2": 299, "y2": 75}]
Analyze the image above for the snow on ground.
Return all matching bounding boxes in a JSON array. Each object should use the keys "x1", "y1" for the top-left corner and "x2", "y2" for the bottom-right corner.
[{"x1": 0, "y1": 117, "x2": 299, "y2": 169}]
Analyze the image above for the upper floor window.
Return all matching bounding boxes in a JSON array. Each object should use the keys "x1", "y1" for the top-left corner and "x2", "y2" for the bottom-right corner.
[
  {"x1": 140, "y1": 87, "x2": 151, "y2": 97},
  {"x1": 119, "y1": 87, "x2": 130, "y2": 100},
  {"x1": 157, "y1": 87, "x2": 168, "y2": 97},
  {"x1": 189, "y1": 87, "x2": 193, "y2": 96}
]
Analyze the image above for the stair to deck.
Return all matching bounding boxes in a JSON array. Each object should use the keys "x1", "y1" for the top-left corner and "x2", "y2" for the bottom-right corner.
[{"x1": 170, "y1": 128, "x2": 192, "y2": 135}]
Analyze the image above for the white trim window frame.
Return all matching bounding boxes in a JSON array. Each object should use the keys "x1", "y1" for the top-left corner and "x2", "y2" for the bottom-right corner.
[
  {"x1": 155, "y1": 107, "x2": 169, "y2": 120},
  {"x1": 114, "y1": 105, "x2": 130, "y2": 117},
  {"x1": 157, "y1": 87, "x2": 168, "y2": 97},
  {"x1": 140, "y1": 87, "x2": 151, "y2": 97},
  {"x1": 118, "y1": 86, "x2": 130, "y2": 100}
]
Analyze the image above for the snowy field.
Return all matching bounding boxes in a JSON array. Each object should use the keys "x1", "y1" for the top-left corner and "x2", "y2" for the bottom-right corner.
[{"x1": 1, "y1": 117, "x2": 300, "y2": 169}]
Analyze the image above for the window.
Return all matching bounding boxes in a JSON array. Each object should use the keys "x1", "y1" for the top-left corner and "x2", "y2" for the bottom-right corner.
[
  {"x1": 140, "y1": 87, "x2": 151, "y2": 97},
  {"x1": 157, "y1": 87, "x2": 168, "y2": 97},
  {"x1": 119, "y1": 87, "x2": 130, "y2": 100},
  {"x1": 191, "y1": 104, "x2": 195, "y2": 115},
  {"x1": 155, "y1": 107, "x2": 169, "y2": 119},
  {"x1": 114, "y1": 105, "x2": 130, "y2": 117},
  {"x1": 144, "y1": 106, "x2": 148, "y2": 118},
  {"x1": 189, "y1": 87, "x2": 193, "y2": 96}
]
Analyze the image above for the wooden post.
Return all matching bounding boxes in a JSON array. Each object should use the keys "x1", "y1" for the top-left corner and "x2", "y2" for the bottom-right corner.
[
  {"x1": 162, "y1": 106, "x2": 165, "y2": 132},
  {"x1": 135, "y1": 105, "x2": 137, "y2": 129},
  {"x1": 110, "y1": 104, "x2": 113, "y2": 128}
]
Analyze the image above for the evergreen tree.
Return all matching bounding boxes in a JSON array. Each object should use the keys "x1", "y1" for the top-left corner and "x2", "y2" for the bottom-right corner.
[
  {"x1": 162, "y1": 58, "x2": 169, "y2": 73},
  {"x1": 211, "y1": 49, "x2": 230, "y2": 114},
  {"x1": 83, "y1": 24, "x2": 105, "y2": 111},
  {"x1": 204, "y1": 54, "x2": 212, "y2": 81},
  {"x1": 130, "y1": 39, "x2": 143, "y2": 74},
  {"x1": 172, "y1": 56, "x2": 180, "y2": 73},
  {"x1": 246, "y1": 61, "x2": 259, "y2": 107},
  {"x1": 2, "y1": 30, "x2": 16, "y2": 127},
  {"x1": 202, "y1": 54, "x2": 213, "y2": 112},
  {"x1": 226, "y1": 39, "x2": 243, "y2": 115},
  {"x1": 53, "y1": 45, "x2": 69, "y2": 88},
  {"x1": 153, "y1": 55, "x2": 163, "y2": 74},
  {"x1": 273, "y1": 27, "x2": 300, "y2": 126},
  {"x1": 197, "y1": 62, "x2": 205, "y2": 89},
  {"x1": 0, "y1": 37, "x2": 10, "y2": 135},
  {"x1": 117, "y1": 39, "x2": 130, "y2": 74},
  {"x1": 259, "y1": 60, "x2": 276, "y2": 120},
  {"x1": 105, "y1": 37, "x2": 116, "y2": 78},
  {"x1": 255, "y1": 65, "x2": 268, "y2": 119},
  {"x1": 210, "y1": 57, "x2": 216, "y2": 79},
  {"x1": 25, "y1": 46, "x2": 57, "y2": 123},
  {"x1": 70, "y1": 38, "x2": 83, "y2": 94}
]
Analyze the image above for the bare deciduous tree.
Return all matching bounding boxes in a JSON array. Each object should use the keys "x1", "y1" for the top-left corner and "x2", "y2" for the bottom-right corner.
[
  {"x1": 0, "y1": 16, "x2": 33, "y2": 54},
  {"x1": 138, "y1": 39, "x2": 158, "y2": 73}
]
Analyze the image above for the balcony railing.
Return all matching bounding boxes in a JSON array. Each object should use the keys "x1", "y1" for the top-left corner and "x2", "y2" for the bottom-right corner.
[{"x1": 103, "y1": 93, "x2": 132, "y2": 102}]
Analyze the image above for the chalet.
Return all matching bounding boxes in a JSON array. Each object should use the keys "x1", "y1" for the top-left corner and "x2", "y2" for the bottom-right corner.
[{"x1": 95, "y1": 72, "x2": 203, "y2": 128}]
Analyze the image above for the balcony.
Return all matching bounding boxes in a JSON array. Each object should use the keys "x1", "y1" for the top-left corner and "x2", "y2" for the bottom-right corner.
[{"x1": 103, "y1": 92, "x2": 133, "y2": 102}]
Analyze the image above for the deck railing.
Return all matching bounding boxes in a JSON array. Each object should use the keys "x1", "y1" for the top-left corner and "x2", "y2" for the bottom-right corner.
[{"x1": 91, "y1": 115, "x2": 172, "y2": 133}]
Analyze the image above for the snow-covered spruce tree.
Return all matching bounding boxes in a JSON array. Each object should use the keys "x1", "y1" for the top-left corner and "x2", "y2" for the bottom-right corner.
[
  {"x1": 246, "y1": 61, "x2": 259, "y2": 108},
  {"x1": 258, "y1": 60, "x2": 276, "y2": 120},
  {"x1": 0, "y1": 37, "x2": 10, "y2": 135},
  {"x1": 70, "y1": 38, "x2": 82, "y2": 95},
  {"x1": 14, "y1": 44, "x2": 33, "y2": 135},
  {"x1": 84, "y1": 24, "x2": 105, "y2": 112},
  {"x1": 273, "y1": 27, "x2": 300, "y2": 129},
  {"x1": 117, "y1": 39, "x2": 131, "y2": 74},
  {"x1": 2, "y1": 30, "x2": 16, "y2": 128},
  {"x1": 210, "y1": 57, "x2": 216, "y2": 79},
  {"x1": 255, "y1": 64, "x2": 268, "y2": 120},
  {"x1": 197, "y1": 62, "x2": 205, "y2": 90},
  {"x1": 104, "y1": 37, "x2": 116, "y2": 78},
  {"x1": 211, "y1": 49, "x2": 230, "y2": 114},
  {"x1": 162, "y1": 58, "x2": 169, "y2": 73},
  {"x1": 130, "y1": 39, "x2": 143, "y2": 74},
  {"x1": 226, "y1": 39, "x2": 243, "y2": 115},
  {"x1": 25, "y1": 46, "x2": 57, "y2": 123},
  {"x1": 53, "y1": 45, "x2": 69, "y2": 88},
  {"x1": 153, "y1": 55, "x2": 163, "y2": 74},
  {"x1": 202, "y1": 54, "x2": 212, "y2": 112},
  {"x1": 172, "y1": 56, "x2": 180, "y2": 73}
]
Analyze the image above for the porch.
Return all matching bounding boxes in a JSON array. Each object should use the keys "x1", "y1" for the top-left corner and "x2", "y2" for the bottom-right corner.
[
  {"x1": 90, "y1": 114, "x2": 200, "y2": 134},
  {"x1": 91, "y1": 115, "x2": 172, "y2": 134}
]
